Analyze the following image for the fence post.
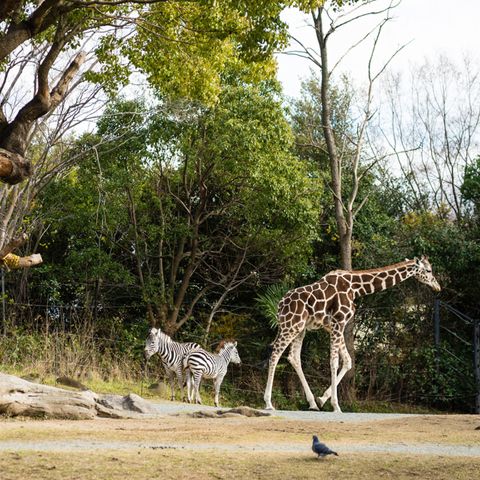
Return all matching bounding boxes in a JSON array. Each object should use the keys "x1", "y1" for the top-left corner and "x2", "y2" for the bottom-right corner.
[
  {"x1": 1, "y1": 268, "x2": 5, "y2": 336},
  {"x1": 474, "y1": 319, "x2": 480, "y2": 414},
  {"x1": 434, "y1": 299, "x2": 441, "y2": 371}
]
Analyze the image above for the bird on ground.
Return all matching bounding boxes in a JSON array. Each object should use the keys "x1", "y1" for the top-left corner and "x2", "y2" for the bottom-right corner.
[{"x1": 312, "y1": 435, "x2": 338, "y2": 458}]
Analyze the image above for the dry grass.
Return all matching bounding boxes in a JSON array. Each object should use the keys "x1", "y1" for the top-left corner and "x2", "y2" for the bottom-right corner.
[
  {"x1": 1, "y1": 414, "x2": 479, "y2": 480},
  {"x1": 1, "y1": 450, "x2": 480, "y2": 480}
]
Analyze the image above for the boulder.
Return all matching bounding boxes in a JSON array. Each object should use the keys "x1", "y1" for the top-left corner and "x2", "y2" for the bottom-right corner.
[{"x1": 0, "y1": 372, "x2": 160, "y2": 420}]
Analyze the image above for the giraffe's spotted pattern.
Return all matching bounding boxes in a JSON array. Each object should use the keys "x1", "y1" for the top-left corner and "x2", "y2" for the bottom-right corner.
[{"x1": 264, "y1": 256, "x2": 441, "y2": 413}]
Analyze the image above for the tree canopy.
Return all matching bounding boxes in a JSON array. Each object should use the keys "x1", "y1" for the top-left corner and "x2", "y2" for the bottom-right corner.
[{"x1": 0, "y1": 0, "x2": 306, "y2": 184}]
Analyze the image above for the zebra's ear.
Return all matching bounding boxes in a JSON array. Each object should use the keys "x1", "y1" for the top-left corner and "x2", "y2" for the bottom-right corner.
[
  {"x1": 150, "y1": 327, "x2": 158, "y2": 334},
  {"x1": 234, "y1": 341, "x2": 238, "y2": 347}
]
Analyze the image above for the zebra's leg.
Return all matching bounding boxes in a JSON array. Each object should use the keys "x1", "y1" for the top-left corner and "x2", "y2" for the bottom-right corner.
[
  {"x1": 167, "y1": 370, "x2": 177, "y2": 401},
  {"x1": 184, "y1": 368, "x2": 192, "y2": 403},
  {"x1": 287, "y1": 329, "x2": 318, "y2": 410},
  {"x1": 264, "y1": 318, "x2": 305, "y2": 410},
  {"x1": 213, "y1": 374, "x2": 225, "y2": 407},
  {"x1": 174, "y1": 366, "x2": 185, "y2": 402},
  {"x1": 193, "y1": 371, "x2": 203, "y2": 404}
]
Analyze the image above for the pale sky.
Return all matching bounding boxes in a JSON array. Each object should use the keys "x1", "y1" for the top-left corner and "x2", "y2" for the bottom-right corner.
[{"x1": 277, "y1": 0, "x2": 480, "y2": 97}]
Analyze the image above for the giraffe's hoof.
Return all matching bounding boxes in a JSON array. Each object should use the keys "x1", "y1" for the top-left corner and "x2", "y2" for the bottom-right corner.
[
  {"x1": 264, "y1": 405, "x2": 275, "y2": 411},
  {"x1": 308, "y1": 405, "x2": 320, "y2": 411},
  {"x1": 316, "y1": 397, "x2": 327, "y2": 408}
]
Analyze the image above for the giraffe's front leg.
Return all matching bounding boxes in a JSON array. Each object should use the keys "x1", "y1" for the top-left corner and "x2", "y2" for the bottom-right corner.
[
  {"x1": 328, "y1": 342, "x2": 342, "y2": 413},
  {"x1": 317, "y1": 341, "x2": 352, "y2": 408}
]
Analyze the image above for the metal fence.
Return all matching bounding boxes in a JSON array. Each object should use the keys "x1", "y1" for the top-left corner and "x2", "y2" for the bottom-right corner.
[{"x1": 433, "y1": 299, "x2": 480, "y2": 413}]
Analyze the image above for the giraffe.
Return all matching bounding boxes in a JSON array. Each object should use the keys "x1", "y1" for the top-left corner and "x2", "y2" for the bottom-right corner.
[{"x1": 264, "y1": 256, "x2": 441, "y2": 413}]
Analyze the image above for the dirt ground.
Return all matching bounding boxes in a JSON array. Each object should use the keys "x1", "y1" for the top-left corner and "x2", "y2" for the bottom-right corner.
[{"x1": 1, "y1": 411, "x2": 480, "y2": 479}]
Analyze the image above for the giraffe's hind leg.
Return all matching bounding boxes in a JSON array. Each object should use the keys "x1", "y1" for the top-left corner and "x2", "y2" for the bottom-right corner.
[
  {"x1": 287, "y1": 329, "x2": 319, "y2": 410},
  {"x1": 264, "y1": 316, "x2": 305, "y2": 410},
  {"x1": 317, "y1": 314, "x2": 353, "y2": 412}
]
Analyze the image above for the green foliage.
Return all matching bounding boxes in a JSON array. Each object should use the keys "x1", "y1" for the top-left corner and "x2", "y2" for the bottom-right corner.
[
  {"x1": 256, "y1": 283, "x2": 292, "y2": 328},
  {"x1": 29, "y1": 78, "x2": 322, "y2": 334},
  {"x1": 462, "y1": 156, "x2": 480, "y2": 210},
  {"x1": 84, "y1": 1, "x2": 297, "y2": 102}
]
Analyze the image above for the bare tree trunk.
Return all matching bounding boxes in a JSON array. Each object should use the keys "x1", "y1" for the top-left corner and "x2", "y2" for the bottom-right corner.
[
  {"x1": 315, "y1": 10, "x2": 352, "y2": 271},
  {"x1": 314, "y1": 6, "x2": 355, "y2": 400},
  {"x1": 126, "y1": 186, "x2": 156, "y2": 326},
  {"x1": 309, "y1": 3, "x2": 404, "y2": 403}
]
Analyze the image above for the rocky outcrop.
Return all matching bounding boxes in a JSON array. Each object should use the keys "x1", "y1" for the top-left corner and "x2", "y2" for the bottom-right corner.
[
  {"x1": 190, "y1": 406, "x2": 271, "y2": 418},
  {"x1": 0, "y1": 372, "x2": 160, "y2": 420}
]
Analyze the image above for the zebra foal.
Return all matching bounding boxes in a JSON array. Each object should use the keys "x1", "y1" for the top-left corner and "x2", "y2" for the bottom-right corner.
[
  {"x1": 183, "y1": 340, "x2": 241, "y2": 407},
  {"x1": 144, "y1": 327, "x2": 200, "y2": 401}
]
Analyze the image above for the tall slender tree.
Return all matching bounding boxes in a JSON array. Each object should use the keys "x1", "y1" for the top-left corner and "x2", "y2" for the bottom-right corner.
[{"x1": 286, "y1": 0, "x2": 406, "y2": 401}]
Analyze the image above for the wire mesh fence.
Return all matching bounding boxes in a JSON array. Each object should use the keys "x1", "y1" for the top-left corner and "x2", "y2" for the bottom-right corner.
[{"x1": 0, "y1": 282, "x2": 478, "y2": 412}]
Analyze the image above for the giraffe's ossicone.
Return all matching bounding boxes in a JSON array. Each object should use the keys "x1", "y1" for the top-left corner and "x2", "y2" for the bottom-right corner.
[{"x1": 263, "y1": 256, "x2": 441, "y2": 413}]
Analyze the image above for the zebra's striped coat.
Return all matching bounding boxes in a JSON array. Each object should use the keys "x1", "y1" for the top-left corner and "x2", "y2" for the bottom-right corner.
[
  {"x1": 144, "y1": 328, "x2": 200, "y2": 401},
  {"x1": 183, "y1": 340, "x2": 241, "y2": 407}
]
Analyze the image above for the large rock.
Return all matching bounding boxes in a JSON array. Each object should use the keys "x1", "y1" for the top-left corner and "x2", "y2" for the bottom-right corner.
[
  {"x1": 97, "y1": 393, "x2": 159, "y2": 415},
  {"x1": 0, "y1": 372, "x2": 159, "y2": 420},
  {"x1": 0, "y1": 373, "x2": 97, "y2": 419}
]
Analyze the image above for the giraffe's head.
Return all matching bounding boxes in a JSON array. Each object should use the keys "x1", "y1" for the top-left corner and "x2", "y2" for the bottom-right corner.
[{"x1": 412, "y1": 255, "x2": 441, "y2": 292}]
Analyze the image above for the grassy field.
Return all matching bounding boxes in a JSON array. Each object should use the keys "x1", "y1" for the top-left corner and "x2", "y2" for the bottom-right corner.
[
  {"x1": 1, "y1": 413, "x2": 479, "y2": 479},
  {"x1": 2, "y1": 450, "x2": 480, "y2": 480}
]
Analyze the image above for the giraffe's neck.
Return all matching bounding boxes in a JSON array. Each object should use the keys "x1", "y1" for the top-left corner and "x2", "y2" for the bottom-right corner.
[{"x1": 350, "y1": 260, "x2": 416, "y2": 298}]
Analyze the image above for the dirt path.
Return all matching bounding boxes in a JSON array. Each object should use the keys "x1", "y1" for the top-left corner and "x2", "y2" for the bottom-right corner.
[
  {"x1": 0, "y1": 438, "x2": 479, "y2": 457},
  {"x1": 1, "y1": 400, "x2": 479, "y2": 456}
]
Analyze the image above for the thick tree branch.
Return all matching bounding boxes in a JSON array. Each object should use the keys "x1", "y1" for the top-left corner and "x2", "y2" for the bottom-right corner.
[
  {"x1": 0, "y1": 232, "x2": 27, "y2": 258},
  {"x1": 0, "y1": 1, "x2": 67, "y2": 62},
  {"x1": 0, "y1": 49, "x2": 86, "y2": 184},
  {"x1": 0, "y1": 233, "x2": 43, "y2": 270}
]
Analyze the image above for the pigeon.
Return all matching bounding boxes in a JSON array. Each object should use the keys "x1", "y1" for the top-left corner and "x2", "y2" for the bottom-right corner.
[{"x1": 312, "y1": 435, "x2": 338, "y2": 458}]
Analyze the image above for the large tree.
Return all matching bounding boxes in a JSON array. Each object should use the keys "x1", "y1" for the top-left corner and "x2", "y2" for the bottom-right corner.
[{"x1": 0, "y1": 0, "x2": 296, "y2": 185}]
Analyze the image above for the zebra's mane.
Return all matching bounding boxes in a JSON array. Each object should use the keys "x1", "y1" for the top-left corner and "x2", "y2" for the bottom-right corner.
[
  {"x1": 157, "y1": 330, "x2": 173, "y2": 343},
  {"x1": 215, "y1": 339, "x2": 236, "y2": 353}
]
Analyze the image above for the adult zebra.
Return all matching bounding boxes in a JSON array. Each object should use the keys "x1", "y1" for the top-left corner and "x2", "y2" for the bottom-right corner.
[
  {"x1": 183, "y1": 340, "x2": 241, "y2": 407},
  {"x1": 144, "y1": 327, "x2": 200, "y2": 401}
]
